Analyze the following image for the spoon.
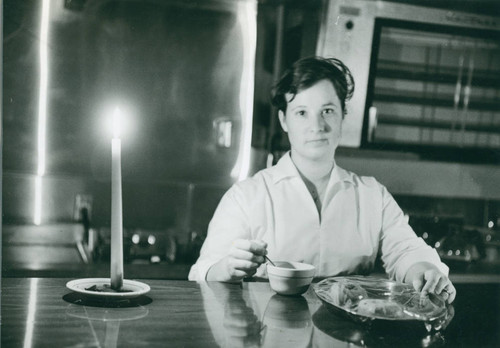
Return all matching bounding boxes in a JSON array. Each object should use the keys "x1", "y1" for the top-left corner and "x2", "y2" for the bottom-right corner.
[{"x1": 264, "y1": 255, "x2": 276, "y2": 266}]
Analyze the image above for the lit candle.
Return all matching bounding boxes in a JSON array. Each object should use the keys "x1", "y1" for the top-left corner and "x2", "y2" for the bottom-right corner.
[{"x1": 111, "y1": 107, "x2": 123, "y2": 290}]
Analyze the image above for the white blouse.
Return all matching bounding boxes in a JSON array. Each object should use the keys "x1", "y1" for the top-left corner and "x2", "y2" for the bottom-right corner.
[{"x1": 188, "y1": 152, "x2": 448, "y2": 282}]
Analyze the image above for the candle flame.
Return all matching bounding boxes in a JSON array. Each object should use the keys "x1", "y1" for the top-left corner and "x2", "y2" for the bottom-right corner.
[{"x1": 113, "y1": 107, "x2": 122, "y2": 139}]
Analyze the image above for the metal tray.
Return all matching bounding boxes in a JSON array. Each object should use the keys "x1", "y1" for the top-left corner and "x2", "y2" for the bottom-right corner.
[{"x1": 314, "y1": 276, "x2": 448, "y2": 324}]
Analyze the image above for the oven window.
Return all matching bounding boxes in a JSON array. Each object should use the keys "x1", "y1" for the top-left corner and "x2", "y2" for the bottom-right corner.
[{"x1": 364, "y1": 20, "x2": 500, "y2": 163}]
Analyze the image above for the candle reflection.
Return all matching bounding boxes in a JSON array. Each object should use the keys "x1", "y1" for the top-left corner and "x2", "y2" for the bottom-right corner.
[
  {"x1": 65, "y1": 303, "x2": 149, "y2": 348},
  {"x1": 23, "y1": 278, "x2": 39, "y2": 348}
]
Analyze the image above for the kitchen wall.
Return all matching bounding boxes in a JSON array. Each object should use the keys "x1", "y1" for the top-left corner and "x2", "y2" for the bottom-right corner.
[
  {"x1": 3, "y1": 0, "x2": 259, "y2": 263},
  {"x1": 3, "y1": 0, "x2": 500, "y2": 268}
]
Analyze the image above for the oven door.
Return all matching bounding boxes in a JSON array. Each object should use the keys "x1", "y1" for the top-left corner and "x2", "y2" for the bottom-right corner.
[{"x1": 317, "y1": 0, "x2": 500, "y2": 157}]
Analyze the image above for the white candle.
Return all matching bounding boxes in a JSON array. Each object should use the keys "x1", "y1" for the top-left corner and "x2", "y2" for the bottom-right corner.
[{"x1": 111, "y1": 107, "x2": 123, "y2": 290}]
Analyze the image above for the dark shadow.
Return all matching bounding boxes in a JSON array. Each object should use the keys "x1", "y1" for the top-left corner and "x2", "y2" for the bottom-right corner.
[
  {"x1": 63, "y1": 292, "x2": 153, "y2": 308},
  {"x1": 312, "y1": 304, "x2": 452, "y2": 347}
]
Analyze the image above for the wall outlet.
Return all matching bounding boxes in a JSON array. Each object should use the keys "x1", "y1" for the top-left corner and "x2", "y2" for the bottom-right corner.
[{"x1": 73, "y1": 194, "x2": 93, "y2": 221}]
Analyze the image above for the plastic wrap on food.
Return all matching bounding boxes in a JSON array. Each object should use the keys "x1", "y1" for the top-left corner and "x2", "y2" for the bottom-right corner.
[{"x1": 314, "y1": 276, "x2": 448, "y2": 325}]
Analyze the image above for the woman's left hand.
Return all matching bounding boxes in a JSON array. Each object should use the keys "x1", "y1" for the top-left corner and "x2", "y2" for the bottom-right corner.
[{"x1": 406, "y1": 262, "x2": 456, "y2": 304}]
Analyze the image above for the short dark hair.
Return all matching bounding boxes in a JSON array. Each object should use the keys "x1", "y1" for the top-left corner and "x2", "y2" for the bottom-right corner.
[{"x1": 271, "y1": 56, "x2": 355, "y2": 116}]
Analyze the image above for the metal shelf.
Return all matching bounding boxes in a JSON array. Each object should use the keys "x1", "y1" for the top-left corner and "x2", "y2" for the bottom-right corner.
[
  {"x1": 374, "y1": 89, "x2": 500, "y2": 112},
  {"x1": 377, "y1": 60, "x2": 500, "y2": 88},
  {"x1": 377, "y1": 114, "x2": 500, "y2": 134}
]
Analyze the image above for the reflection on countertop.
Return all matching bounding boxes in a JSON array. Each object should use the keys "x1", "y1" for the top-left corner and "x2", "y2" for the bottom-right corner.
[
  {"x1": 2, "y1": 278, "x2": 499, "y2": 347},
  {"x1": 64, "y1": 301, "x2": 150, "y2": 348}
]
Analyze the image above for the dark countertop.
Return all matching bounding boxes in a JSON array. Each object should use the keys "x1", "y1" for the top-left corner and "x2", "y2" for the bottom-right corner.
[{"x1": 2, "y1": 278, "x2": 499, "y2": 347}]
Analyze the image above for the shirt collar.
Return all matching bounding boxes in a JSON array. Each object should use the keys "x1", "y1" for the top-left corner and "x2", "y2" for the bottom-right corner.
[
  {"x1": 271, "y1": 152, "x2": 300, "y2": 184},
  {"x1": 271, "y1": 151, "x2": 355, "y2": 185}
]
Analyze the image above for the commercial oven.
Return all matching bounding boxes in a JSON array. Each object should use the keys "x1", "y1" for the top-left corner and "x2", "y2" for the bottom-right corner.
[{"x1": 317, "y1": 0, "x2": 500, "y2": 163}]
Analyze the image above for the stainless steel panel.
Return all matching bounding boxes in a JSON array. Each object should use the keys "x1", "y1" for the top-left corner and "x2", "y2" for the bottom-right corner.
[{"x1": 3, "y1": 0, "x2": 257, "y2": 227}]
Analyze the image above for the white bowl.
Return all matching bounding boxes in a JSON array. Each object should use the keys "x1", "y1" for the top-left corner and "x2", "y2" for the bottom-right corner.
[{"x1": 267, "y1": 261, "x2": 315, "y2": 296}]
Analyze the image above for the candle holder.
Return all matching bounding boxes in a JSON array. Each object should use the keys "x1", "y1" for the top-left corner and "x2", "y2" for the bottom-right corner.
[{"x1": 66, "y1": 278, "x2": 150, "y2": 300}]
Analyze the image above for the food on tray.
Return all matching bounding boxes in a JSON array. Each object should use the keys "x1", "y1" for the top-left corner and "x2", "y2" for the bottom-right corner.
[
  {"x1": 314, "y1": 276, "x2": 448, "y2": 323},
  {"x1": 356, "y1": 299, "x2": 404, "y2": 319},
  {"x1": 404, "y1": 294, "x2": 441, "y2": 316},
  {"x1": 329, "y1": 281, "x2": 368, "y2": 309}
]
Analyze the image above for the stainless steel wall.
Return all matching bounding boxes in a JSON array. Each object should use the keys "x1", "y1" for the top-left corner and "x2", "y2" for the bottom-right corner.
[{"x1": 3, "y1": 0, "x2": 257, "y2": 243}]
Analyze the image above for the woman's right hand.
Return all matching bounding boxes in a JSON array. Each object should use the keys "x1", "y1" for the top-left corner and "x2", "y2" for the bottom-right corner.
[{"x1": 207, "y1": 239, "x2": 268, "y2": 282}]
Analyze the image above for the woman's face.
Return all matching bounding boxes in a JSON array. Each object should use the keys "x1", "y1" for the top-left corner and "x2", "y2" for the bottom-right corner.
[{"x1": 278, "y1": 79, "x2": 343, "y2": 163}]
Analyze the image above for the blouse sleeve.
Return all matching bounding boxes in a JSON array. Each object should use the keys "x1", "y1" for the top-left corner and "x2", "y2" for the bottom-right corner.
[
  {"x1": 188, "y1": 184, "x2": 252, "y2": 281},
  {"x1": 378, "y1": 185, "x2": 449, "y2": 282}
]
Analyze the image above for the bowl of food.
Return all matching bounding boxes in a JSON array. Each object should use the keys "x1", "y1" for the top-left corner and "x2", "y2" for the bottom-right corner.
[{"x1": 267, "y1": 261, "x2": 315, "y2": 296}]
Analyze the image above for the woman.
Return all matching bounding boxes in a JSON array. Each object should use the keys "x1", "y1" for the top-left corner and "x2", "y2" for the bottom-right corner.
[{"x1": 189, "y1": 57, "x2": 456, "y2": 303}]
